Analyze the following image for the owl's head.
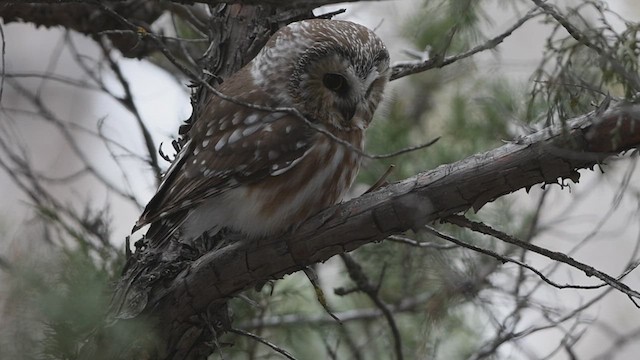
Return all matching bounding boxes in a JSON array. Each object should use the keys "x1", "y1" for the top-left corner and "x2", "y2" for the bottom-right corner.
[{"x1": 251, "y1": 19, "x2": 390, "y2": 131}]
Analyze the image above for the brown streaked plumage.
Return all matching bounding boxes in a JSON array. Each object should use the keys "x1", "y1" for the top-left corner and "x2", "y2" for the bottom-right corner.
[{"x1": 134, "y1": 19, "x2": 390, "y2": 244}]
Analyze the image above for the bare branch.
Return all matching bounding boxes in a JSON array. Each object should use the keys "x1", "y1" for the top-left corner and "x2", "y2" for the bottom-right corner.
[
  {"x1": 339, "y1": 254, "x2": 404, "y2": 360},
  {"x1": 236, "y1": 291, "x2": 435, "y2": 329},
  {"x1": 445, "y1": 215, "x2": 640, "y2": 305},
  {"x1": 97, "y1": 40, "x2": 162, "y2": 181},
  {"x1": 4, "y1": 79, "x2": 139, "y2": 203},
  {"x1": 387, "y1": 234, "x2": 458, "y2": 250},
  {"x1": 424, "y1": 225, "x2": 604, "y2": 290},
  {"x1": 530, "y1": 0, "x2": 640, "y2": 91},
  {"x1": 228, "y1": 328, "x2": 298, "y2": 360},
  {"x1": 391, "y1": 7, "x2": 541, "y2": 80},
  {"x1": 0, "y1": 23, "x2": 6, "y2": 105}
]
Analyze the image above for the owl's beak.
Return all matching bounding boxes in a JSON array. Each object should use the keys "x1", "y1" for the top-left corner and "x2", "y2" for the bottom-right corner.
[{"x1": 340, "y1": 105, "x2": 357, "y2": 123}]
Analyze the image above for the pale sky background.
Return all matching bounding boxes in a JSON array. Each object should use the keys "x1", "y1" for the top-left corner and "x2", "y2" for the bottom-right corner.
[{"x1": 1, "y1": 1, "x2": 640, "y2": 359}]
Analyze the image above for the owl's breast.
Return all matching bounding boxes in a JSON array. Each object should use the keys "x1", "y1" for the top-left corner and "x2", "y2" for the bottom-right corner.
[{"x1": 182, "y1": 132, "x2": 363, "y2": 240}]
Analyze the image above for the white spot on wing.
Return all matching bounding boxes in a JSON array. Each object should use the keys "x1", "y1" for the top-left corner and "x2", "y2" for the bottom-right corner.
[
  {"x1": 215, "y1": 133, "x2": 230, "y2": 151},
  {"x1": 232, "y1": 113, "x2": 243, "y2": 125},
  {"x1": 244, "y1": 114, "x2": 259, "y2": 125},
  {"x1": 228, "y1": 128, "x2": 243, "y2": 144},
  {"x1": 263, "y1": 112, "x2": 287, "y2": 123},
  {"x1": 242, "y1": 124, "x2": 261, "y2": 137}
]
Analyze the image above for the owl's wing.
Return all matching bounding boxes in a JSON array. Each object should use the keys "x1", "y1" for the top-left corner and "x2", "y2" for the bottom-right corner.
[{"x1": 134, "y1": 97, "x2": 315, "y2": 236}]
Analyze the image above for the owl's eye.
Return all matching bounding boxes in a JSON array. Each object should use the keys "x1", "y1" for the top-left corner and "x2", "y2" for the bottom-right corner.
[{"x1": 323, "y1": 73, "x2": 349, "y2": 96}]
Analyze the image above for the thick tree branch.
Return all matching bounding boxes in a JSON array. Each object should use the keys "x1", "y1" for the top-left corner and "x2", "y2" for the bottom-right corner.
[
  {"x1": 98, "y1": 102, "x2": 640, "y2": 359},
  {"x1": 0, "y1": 1, "x2": 164, "y2": 58},
  {"x1": 0, "y1": 0, "x2": 362, "y2": 56},
  {"x1": 0, "y1": 1, "x2": 309, "y2": 59},
  {"x1": 156, "y1": 103, "x2": 640, "y2": 306}
]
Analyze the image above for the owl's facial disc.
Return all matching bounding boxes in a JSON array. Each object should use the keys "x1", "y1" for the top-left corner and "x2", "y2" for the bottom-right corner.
[
  {"x1": 320, "y1": 64, "x2": 388, "y2": 130},
  {"x1": 273, "y1": 20, "x2": 390, "y2": 131}
]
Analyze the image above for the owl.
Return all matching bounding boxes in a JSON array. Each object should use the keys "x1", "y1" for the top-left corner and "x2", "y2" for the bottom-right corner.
[{"x1": 133, "y1": 19, "x2": 390, "y2": 245}]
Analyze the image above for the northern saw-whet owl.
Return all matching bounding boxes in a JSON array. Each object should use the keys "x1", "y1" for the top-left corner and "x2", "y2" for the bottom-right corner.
[{"x1": 134, "y1": 19, "x2": 390, "y2": 244}]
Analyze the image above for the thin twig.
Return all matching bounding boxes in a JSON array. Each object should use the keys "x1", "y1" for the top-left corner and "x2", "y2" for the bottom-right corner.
[
  {"x1": 229, "y1": 328, "x2": 297, "y2": 360},
  {"x1": 424, "y1": 225, "x2": 606, "y2": 291},
  {"x1": 4, "y1": 72, "x2": 102, "y2": 91},
  {"x1": 445, "y1": 215, "x2": 640, "y2": 307},
  {"x1": 97, "y1": 40, "x2": 162, "y2": 182},
  {"x1": 0, "y1": 23, "x2": 5, "y2": 105},
  {"x1": 5, "y1": 78, "x2": 139, "y2": 204},
  {"x1": 391, "y1": 7, "x2": 541, "y2": 80},
  {"x1": 237, "y1": 291, "x2": 436, "y2": 329},
  {"x1": 339, "y1": 254, "x2": 404, "y2": 360},
  {"x1": 386, "y1": 234, "x2": 458, "y2": 250},
  {"x1": 530, "y1": 0, "x2": 640, "y2": 91}
]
